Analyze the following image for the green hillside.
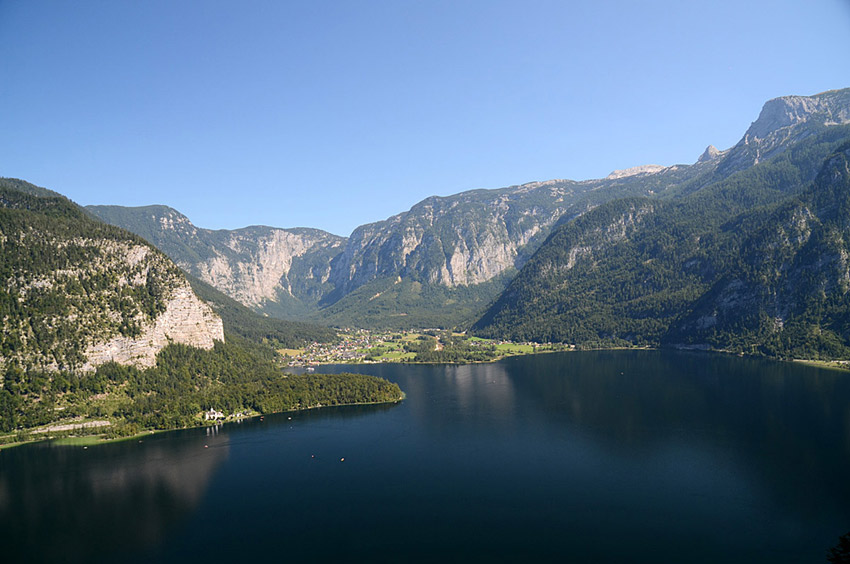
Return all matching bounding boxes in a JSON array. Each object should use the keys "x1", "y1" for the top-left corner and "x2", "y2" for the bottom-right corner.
[{"x1": 473, "y1": 140, "x2": 850, "y2": 360}]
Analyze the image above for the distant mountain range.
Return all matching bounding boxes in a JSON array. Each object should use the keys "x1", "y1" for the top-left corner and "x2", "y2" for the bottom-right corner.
[{"x1": 87, "y1": 89, "x2": 850, "y2": 345}]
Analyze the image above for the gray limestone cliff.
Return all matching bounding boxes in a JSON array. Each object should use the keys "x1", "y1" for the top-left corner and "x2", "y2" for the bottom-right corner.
[
  {"x1": 1, "y1": 182, "x2": 224, "y2": 373},
  {"x1": 83, "y1": 283, "x2": 224, "y2": 371},
  {"x1": 86, "y1": 205, "x2": 344, "y2": 317}
]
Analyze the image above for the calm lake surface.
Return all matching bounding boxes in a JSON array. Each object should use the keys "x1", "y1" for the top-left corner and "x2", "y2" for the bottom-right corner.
[{"x1": 2, "y1": 350, "x2": 849, "y2": 563}]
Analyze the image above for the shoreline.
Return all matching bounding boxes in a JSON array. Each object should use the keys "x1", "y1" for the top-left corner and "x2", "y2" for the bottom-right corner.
[
  {"x1": 0, "y1": 394, "x2": 405, "y2": 451},
  {"x1": 309, "y1": 342, "x2": 850, "y2": 371},
  {"x1": 5, "y1": 347, "x2": 845, "y2": 451}
]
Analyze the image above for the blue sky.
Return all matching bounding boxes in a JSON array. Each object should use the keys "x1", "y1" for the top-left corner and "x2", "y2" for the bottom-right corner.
[{"x1": 2, "y1": 0, "x2": 849, "y2": 236}]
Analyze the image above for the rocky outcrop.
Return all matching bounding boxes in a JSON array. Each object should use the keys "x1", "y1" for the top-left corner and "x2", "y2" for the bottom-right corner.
[
  {"x1": 82, "y1": 283, "x2": 224, "y2": 371},
  {"x1": 697, "y1": 145, "x2": 722, "y2": 163},
  {"x1": 86, "y1": 205, "x2": 345, "y2": 314},
  {"x1": 325, "y1": 180, "x2": 579, "y2": 298},
  {"x1": 606, "y1": 165, "x2": 666, "y2": 180},
  {"x1": 719, "y1": 89, "x2": 850, "y2": 173},
  {"x1": 192, "y1": 227, "x2": 343, "y2": 308},
  {"x1": 745, "y1": 91, "x2": 850, "y2": 140},
  {"x1": 0, "y1": 184, "x2": 226, "y2": 373}
]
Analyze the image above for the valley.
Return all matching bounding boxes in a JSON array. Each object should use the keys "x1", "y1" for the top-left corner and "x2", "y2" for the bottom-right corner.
[
  {"x1": 282, "y1": 329, "x2": 563, "y2": 366},
  {"x1": 5, "y1": 88, "x2": 850, "y2": 448}
]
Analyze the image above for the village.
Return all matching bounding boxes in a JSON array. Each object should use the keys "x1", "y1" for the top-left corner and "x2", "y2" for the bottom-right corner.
[{"x1": 280, "y1": 329, "x2": 561, "y2": 366}]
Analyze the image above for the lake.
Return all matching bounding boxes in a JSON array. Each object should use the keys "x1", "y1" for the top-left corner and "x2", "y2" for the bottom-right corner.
[{"x1": 2, "y1": 350, "x2": 849, "y2": 563}]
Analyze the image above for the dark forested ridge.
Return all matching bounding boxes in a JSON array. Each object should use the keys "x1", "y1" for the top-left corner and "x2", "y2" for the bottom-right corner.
[{"x1": 473, "y1": 141, "x2": 850, "y2": 360}]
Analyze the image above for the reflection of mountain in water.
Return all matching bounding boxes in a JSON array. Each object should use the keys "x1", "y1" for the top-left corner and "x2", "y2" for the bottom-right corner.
[
  {"x1": 501, "y1": 350, "x2": 850, "y2": 521},
  {"x1": 0, "y1": 429, "x2": 229, "y2": 563}
]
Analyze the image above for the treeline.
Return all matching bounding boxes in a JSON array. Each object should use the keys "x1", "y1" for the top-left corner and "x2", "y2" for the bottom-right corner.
[{"x1": 0, "y1": 336, "x2": 403, "y2": 436}]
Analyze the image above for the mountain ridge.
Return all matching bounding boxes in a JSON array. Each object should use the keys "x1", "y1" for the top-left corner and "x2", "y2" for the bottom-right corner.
[
  {"x1": 472, "y1": 139, "x2": 850, "y2": 360},
  {"x1": 86, "y1": 88, "x2": 850, "y2": 331}
]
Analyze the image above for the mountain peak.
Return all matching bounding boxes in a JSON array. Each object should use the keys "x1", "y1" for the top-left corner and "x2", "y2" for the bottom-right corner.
[
  {"x1": 697, "y1": 145, "x2": 721, "y2": 163},
  {"x1": 745, "y1": 89, "x2": 850, "y2": 140}
]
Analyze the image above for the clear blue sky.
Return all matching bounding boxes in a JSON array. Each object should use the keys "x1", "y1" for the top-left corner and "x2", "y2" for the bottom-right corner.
[{"x1": 2, "y1": 1, "x2": 849, "y2": 236}]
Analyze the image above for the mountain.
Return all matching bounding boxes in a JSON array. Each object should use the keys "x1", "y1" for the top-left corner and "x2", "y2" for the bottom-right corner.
[
  {"x1": 85, "y1": 205, "x2": 345, "y2": 318},
  {"x1": 87, "y1": 88, "x2": 850, "y2": 331},
  {"x1": 0, "y1": 179, "x2": 224, "y2": 373},
  {"x1": 0, "y1": 180, "x2": 397, "y2": 441},
  {"x1": 666, "y1": 143, "x2": 850, "y2": 358},
  {"x1": 85, "y1": 157, "x2": 720, "y2": 328},
  {"x1": 471, "y1": 130, "x2": 850, "y2": 359}
]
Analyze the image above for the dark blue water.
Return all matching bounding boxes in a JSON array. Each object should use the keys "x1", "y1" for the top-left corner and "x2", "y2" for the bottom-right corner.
[{"x1": 2, "y1": 351, "x2": 849, "y2": 563}]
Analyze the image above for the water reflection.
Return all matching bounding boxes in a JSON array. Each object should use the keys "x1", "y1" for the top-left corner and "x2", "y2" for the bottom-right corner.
[
  {"x1": 319, "y1": 351, "x2": 850, "y2": 558},
  {"x1": 3, "y1": 354, "x2": 848, "y2": 563},
  {"x1": 502, "y1": 351, "x2": 850, "y2": 524},
  {"x1": 0, "y1": 429, "x2": 229, "y2": 563}
]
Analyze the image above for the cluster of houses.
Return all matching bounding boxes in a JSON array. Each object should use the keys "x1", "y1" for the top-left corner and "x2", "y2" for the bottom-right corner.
[
  {"x1": 204, "y1": 409, "x2": 248, "y2": 421},
  {"x1": 285, "y1": 330, "x2": 391, "y2": 366}
]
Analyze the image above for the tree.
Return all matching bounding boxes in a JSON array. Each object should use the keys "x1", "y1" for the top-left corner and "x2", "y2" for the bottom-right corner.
[{"x1": 828, "y1": 531, "x2": 850, "y2": 564}]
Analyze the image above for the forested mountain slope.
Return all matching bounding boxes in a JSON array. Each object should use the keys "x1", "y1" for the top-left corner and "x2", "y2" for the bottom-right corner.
[
  {"x1": 472, "y1": 141, "x2": 850, "y2": 360},
  {"x1": 0, "y1": 181, "x2": 395, "y2": 440},
  {"x1": 667, "y1": 143, "x2": 850, "y2": 358},
  {"x1": 0, "y1": 180, "x2": 224, "y2": 373}
]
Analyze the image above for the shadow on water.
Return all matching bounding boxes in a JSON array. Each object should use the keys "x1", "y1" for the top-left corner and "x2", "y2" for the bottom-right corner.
[
  {"x1": 0, "y1": 402, "x2": 397, "y2": 564},
  {"x1": 3, "y1": 353, "x2": 849, "y2": 563},
  {"x1": 0, "y1": 430, "x2": 228, "y2": 563},
  {"x1": 316, "y1": 351, "x2": 850, "y2": 562},
  {"x1": 501, "y1": 350, "x2": 850, "y2": 521}
]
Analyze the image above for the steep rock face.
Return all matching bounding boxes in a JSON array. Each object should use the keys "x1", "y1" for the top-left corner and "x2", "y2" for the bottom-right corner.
[
  {"x1": 86, "y1": 205, "x2": 345, "y2": 314},
  {"x1": 83, "y1": 284, "x2": 224, "y2": 371},
  {"x1": 0, "y1": 184, "x2": 224, "y2": 373},
  {"x1": 718, "y1": 89, "x2": 850, "y2": 174},
  {"x1": 325, "y1": 180, "x2": 579, "y2": 300},
  {"x1": 193, "y1": 226, "x2": 343, "y2": 308}
]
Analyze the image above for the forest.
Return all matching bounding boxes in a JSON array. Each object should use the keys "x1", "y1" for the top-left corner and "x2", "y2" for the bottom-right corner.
[{"x1": 1, "y1": 337, "x2": 403, "y2": 440}]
